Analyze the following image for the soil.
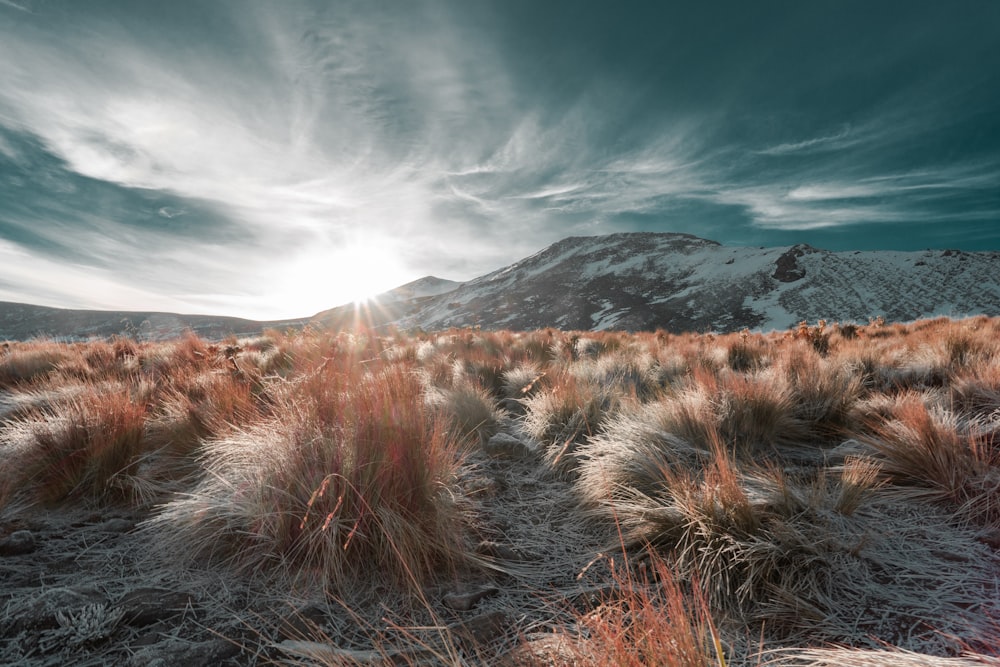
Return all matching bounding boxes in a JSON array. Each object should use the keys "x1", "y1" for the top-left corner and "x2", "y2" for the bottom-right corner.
[{"x1": 0, "y1": 421, "x2": 615, "y2": 666}]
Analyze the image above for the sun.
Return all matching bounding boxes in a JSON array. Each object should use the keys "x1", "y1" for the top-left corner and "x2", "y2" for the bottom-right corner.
[
  {"x1": 277, "y1": 240, "x2": 412, "y2": 316},
  {"x1": 333, "y1": 243, "x2": 409, "y2": 304}
]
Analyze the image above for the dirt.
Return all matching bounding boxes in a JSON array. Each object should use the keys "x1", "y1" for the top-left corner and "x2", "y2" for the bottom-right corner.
[{"x1": 0, "y1": 422, "x2": 615, "y2": 666}]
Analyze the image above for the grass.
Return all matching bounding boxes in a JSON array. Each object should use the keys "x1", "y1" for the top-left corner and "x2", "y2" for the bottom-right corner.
[
  {"x1": 145, "y1": 363, "x2": 470, "y2": 593},
  {"x1": 0, "y1": 317, "x2": 998, "y2": 665},
  {"x1": 521, "y1": 553, "x2": 726, "y2": 667}
]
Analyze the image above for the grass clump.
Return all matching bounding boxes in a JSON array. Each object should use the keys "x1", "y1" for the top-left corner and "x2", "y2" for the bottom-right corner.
[
  {"x1": 862, "y1": 394, "x2": 1000, "y2": 525},
  {"x1": 145, "y1": 363, "x2": 470, "y2": 592},
  {"x1": 2, "y1": 317, "x2": 1000, "y2": 663},
  {"x1": 523, "y1": 555, "x2": 726, "y2": 667},
  {"x1": 0, "y1": 340, "x2": 78, "y2": 387},
  {"x1": 522, "y1": 370, "x2": 622, "y2": 477},
  {"x1": 0, "y1": 384, "x2": 149, "y2": 506}
]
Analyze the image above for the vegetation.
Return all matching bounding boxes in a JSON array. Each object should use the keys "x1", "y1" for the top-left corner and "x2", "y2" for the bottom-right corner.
[{"x1": 1, "y1": 317, "x2": 998, "y2": 664}]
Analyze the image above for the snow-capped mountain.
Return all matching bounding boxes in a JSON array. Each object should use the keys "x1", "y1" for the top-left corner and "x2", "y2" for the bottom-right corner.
[
  {"x1": 372, "y1": 276, "x2": 461, "y2": 303},
  {"x1": 314, "y1": 232, "x2": 1000, "y2": 333},
  {"x1": 4, "y1": 233, "x2": 998, "y2": 341}
]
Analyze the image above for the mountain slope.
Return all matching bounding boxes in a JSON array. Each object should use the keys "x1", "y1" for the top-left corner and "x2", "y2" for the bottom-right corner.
[
  {"x1": 6, "y1": 233, "x2": 998, "y2": 340},
  {"x1": 314, "y1": 232, "x2": 1000, "y2": 333}
]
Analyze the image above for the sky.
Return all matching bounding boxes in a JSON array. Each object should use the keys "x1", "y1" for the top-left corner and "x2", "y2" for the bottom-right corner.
[{"x1": 0, "y1": 0, "x2": 998, "y2": 319}]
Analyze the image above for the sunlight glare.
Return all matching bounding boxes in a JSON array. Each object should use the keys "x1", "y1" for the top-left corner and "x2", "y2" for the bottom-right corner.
[{"x1": 278, "y1": 240, "x2": 412, "y2": 316}]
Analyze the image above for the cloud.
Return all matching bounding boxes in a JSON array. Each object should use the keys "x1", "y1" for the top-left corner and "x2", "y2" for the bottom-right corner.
[
  {"x1": 0, "y1": 0, "x2": 29, "y2": 13},
  {"x1": 0, "y1": 2, "x2": 526, "y2": 315},
  {"x1": 757, "y1": 126, "x2": 860, "y2": 156},
  {"x1": 0, "y1": 1, "x2": 997, "y2": 318},
  {"x1": 157, "y1": 207, "x2": 186, "y2": 219}
]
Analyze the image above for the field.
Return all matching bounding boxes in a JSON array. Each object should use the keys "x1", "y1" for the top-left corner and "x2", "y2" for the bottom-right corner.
[{"x1": 1, "y1": 317, "x2": 998, "y2": 666}]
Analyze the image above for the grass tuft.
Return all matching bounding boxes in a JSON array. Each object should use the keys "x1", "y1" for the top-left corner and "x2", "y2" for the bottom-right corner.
[{"x1": 144, "y1": 363, "x2": 471, "y2": 592}]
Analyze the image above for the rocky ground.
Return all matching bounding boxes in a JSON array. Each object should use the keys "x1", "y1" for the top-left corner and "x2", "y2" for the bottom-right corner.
[
  {"x1": 0, "y1": 421, "x2": 617, "y2": 666},
  {"x1": 4, "y1": 414, "x2": 999, "y2": 666}
]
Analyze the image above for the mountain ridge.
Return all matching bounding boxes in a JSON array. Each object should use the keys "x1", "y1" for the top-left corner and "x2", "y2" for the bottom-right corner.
[
  {"x1": 315, "y1": 232, "x2": 1000, "y2": 333},
  {"x1": 3, "y1": 232, "x2": 999, "y2": 340}
]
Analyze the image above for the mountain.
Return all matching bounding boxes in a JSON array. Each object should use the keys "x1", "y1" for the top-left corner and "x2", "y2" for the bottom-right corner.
[
  {"x1": 0, "y1": 301, "x2": 309, "y2": 342},
  {"x1": 313, "y1": 232, "x2": 1000, "y2": 333},
  {"x1": 5, "y1": 233, "x2": 999, "y2": 341},
  {"x1": 377, "y1": 276, "x2": 462, "y2": 302}
]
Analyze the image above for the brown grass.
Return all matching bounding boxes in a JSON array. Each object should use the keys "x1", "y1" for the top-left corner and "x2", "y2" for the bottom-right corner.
[
  {"x1": 144, "y1": 363, "x2": 471, "y2": 593},
  {"x1": 1, "y1": 317, "x2": 998, "y2": 664}
]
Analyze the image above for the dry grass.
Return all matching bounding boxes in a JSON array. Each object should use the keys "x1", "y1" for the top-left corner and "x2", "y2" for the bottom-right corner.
[
  {"x1": 1, "y1": 317, "x2": 998, "y2": 665},
  {"x1": 145, "y1": 363, "x2": 471, "y2": 593},
  {"x1": 0, "y1": 383, "x2": 150, "y2": 505},
  {"x1": 521, "y1": 554, "x2": 725, "y2": 667}
]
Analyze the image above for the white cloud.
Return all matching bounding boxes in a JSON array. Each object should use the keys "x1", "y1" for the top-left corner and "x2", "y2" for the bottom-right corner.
[
  {"x1": 0, "y1": 0, "x2": 29, "y2": 13},
  {"x1": 757, "y1": 125, "x2": 860, "y2": 156}
]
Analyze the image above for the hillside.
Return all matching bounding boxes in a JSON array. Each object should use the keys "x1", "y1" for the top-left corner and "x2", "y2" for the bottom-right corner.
[
  {"x1": 313, "y1": 232, "x2": 1000, "y2": 333},
  {"x1": 0, "y1": 301, "x2": 309, "y2": 342},
  {"x1": 4, "y1": 233, "x2": 999, "y2": 341}
]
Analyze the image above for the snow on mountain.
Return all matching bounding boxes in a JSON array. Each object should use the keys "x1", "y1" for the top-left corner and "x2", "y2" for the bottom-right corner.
[
  {"x1": 373, "y1": 276, "x2": 461, "y2": 303},
  {"x1": 313, "y1": 232, "x2": 1000, "y2": 333},
  {"x1": 6, "y1": 233, "x2": 996, "y2": 341}
]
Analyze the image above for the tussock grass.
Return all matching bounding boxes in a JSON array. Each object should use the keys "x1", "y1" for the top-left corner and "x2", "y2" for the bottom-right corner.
[
  {"x1": 2, "y1": 316, "x2": 999, "y2": 664},
  {"x1": 0, "y1": 339, "x2": 79, "y2": 387},
  {"x1": 522, "y1": 370, "x2": 623, "y2": 476},
  {"x1": 424, "y1": 379, "x2": 502, "y2": 446},
  {"x1": 534, "y1": 554, "x2": 725, "y2": 667},
  {"x1": 862, "y1": 393, "x2": 1000, "y2": 524},
  {"x1": 0, "y1": 383, "x2": 149, "y2": 506},
  {"x1": 144, "y1": 363, "x2": 470, "y2": 592}
]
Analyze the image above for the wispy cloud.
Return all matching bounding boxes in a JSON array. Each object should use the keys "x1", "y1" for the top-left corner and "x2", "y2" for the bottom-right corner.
[
  {"x1": 0, "y1": 2, "x2": 996, "y2": 318},
  {"x1": 757, "y1": 126, "x2": 860, "y2": 156},
  {"x1": 0, "y1": 0, "x2": 29, "y2": 13}
]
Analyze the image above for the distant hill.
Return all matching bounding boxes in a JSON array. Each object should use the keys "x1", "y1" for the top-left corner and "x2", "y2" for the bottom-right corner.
[
  {"x1": 312, "y1": 232, "x2": 1000, "y2": 333},
  {"x1": 0, "y1": 301, "x2": 308, "y2": 342}
]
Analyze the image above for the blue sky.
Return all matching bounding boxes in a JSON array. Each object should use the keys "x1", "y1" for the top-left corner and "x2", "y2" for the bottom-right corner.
[{"x1": 0, "y1": 1, "x2": 998, "y2": 318}]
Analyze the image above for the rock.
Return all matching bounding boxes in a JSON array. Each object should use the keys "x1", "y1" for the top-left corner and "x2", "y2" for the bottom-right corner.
[
  {"x1": 116, "y1": 588, "x2": 197, "y2": 627},
  {"x1": 126, "y1": 638, "x2": 241, "y2": 667},
  {"x1": 98, "y1": 517, "x2": 135, "y2": 533},
  {"x1": 772, "y1": 245, "x2": 815, "y2": 282},
  {"x1": 0, "y1": 529, "x2": 36, "y2": 556},
  {"x1": 484, "y1": 433, "x2": 535, "y2": 460},
  {"x1": 502, "y1": 632, "x2": 595, "y2": 666},
  {"x1": 442, "y1": 586, "x2": 499, "y2": 612},
  {"x1": 449, "y1": 610, "x2": 511, "y2": 648}
]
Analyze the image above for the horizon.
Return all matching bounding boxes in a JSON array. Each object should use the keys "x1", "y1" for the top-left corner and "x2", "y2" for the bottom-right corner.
[
  {"x1": 1, "y1": 1, "x2": 998, "y2": 319},
  {"x1": 3, "y1": 229, "x2": 997, "y2": 323}
]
